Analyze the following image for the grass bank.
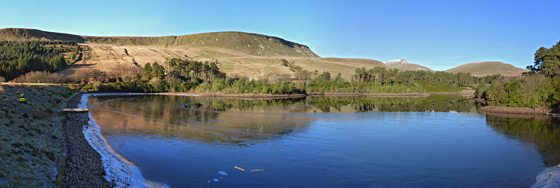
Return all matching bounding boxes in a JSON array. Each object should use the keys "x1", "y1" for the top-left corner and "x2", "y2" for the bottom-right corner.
[{"x1": 0, "y1": 85, "x2": 74, "y2": 187}]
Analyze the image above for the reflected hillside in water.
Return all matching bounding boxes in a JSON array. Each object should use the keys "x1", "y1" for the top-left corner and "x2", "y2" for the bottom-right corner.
[
  {"x1": 88, "y1": 95, "x2": 476, "y2": 145},
  {"x1": 88, "y1": 96, "x2": 314, "y2": 145},
  {"x1": 186, "y1": 95, "x2": 477, "y2": 113},
  {"x1": 486, "y1": 114, "x2": 560, "y2": 167}
]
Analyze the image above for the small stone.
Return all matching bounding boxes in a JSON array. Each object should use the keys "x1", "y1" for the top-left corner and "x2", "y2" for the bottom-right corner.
[{"x1": 218, "y1": 171, "x2": 228, "y2": 176}]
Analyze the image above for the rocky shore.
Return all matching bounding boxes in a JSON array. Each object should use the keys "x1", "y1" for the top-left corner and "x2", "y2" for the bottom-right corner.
[
  {"x1": 62, "y1": 93, "x2": 111, "y2": 187},
  {"x1": 533, "y1": 165, "x2": 560, "y2": 188},
  {"x1": 79, "y1": 93, "x2": 167, "y2": 188},
  {"x1": 480, "y1": 105, "x2": 559, "y2": 117}
]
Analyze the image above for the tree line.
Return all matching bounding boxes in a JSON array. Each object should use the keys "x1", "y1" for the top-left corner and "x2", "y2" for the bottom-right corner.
[
  {"x1": 0, "y1": 41, "x2": 79, "y2": 81},
  {"x1": 478, "y1": 41, "x2": 560, "y2": 107},
  {"x1": 0, "y1": 41, "x2": 512, "y2": 95},
  {"x1": 90, "y1": 57, "x2": 503, "y2": 95},
  {"x1": 93, "y1": 58, "x2": 304, "y2": 94},
  {"x1": 305, "y1": 67, "x2": 503, "y2": 93}
]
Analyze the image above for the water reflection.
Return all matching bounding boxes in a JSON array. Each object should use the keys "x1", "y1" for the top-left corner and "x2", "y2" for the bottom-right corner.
[
  {"x1": 85, "y1": 95, "x2": 560, "y2": 187},
  {"x1": 185, "y1": 95, "x2": 477, "y2": 113},
  {"x1": 89, "y1": 95, "x2": 476, "y2": 145},
  {"x1": 486, "y1": 113, "x2": 560, "y2": 167},
  {"x1": 88, "y1": 96, "x2": 314, "y2": 145}
]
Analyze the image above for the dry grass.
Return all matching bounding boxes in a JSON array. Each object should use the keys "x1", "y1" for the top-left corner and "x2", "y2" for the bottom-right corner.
[
  {"x1": 59, "y1": 44, "x2": 387, "y2": 81},
  {"x1": 445, "y1": 61, "x2": 527, "y2": 77},
  {"x1": 12, "y1": 71, "x2": 66, "y2": 83}
]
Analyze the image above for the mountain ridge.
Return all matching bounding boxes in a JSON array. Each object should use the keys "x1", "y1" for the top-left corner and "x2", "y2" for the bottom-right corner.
[
  {"x1": 0, "y1": 28, "x2": 527, "y2": 78},
  {"x1": 0, "y1": 28, "x2": 318, "y2": 58}
]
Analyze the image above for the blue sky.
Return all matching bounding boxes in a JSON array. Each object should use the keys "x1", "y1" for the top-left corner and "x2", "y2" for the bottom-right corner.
[{"x1": 2, "y1": 0, "x2": 559, "y2": 70}]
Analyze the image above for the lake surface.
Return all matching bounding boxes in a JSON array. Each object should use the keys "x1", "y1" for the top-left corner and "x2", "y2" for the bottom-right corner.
[{"x1": 87, "y1": 95, "x2": 560, "y2": 188}]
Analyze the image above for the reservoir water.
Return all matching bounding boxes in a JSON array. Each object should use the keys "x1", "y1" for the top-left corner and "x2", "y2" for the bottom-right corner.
[{"x1": 87, "y1": 95, "x2": 560, "y2": 188}]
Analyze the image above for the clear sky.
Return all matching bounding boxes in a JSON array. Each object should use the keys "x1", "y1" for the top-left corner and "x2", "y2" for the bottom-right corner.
[{"x1": 2, "y1": 0, "x2": 559, "y2": 70}]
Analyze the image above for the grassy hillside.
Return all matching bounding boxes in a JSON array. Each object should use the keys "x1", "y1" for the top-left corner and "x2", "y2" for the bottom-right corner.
[
  {"x1": 0, "y1": 28, "x2": 316, "y2": 58},
  {"x1": 445, "y1": 61, "x2": 526, "y2": 77},
  {"x1": 2, "y1": 28, "x2": 522, "y2": 81},
  {"x1": 58, "y1": 43, "x2": 386, "y2": 81},
  {"x1": 383, "y1": 59, "x2": 432, "y2": 71}
]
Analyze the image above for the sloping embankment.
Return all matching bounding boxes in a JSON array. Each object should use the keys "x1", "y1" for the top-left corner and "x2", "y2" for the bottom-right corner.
[
  {"x1": 63, "y1": 93, "x2": 111, "y2": 187},
  {"x1": 79, "y1": 93, "x2": 173, "y2": 188}
]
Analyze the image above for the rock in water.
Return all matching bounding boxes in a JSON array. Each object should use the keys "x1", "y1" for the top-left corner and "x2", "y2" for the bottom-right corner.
[
  {"x1": 218, "y1": 171, "x2": 228, "y2": 176},
  {"x1": 532, "y1": 165, "x2": 560, "y2": 188}
]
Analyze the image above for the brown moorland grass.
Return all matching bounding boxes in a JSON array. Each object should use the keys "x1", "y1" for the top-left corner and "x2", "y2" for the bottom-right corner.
[
  {"x1": 59, "y1": 44, "x2": 388, "y2": 81},
  {"x1": 2, "y1": 28, "x2": 527, "y2": 80},
  {"x1": 445, "y1": 61, "x2": 526, "y2": 77}
]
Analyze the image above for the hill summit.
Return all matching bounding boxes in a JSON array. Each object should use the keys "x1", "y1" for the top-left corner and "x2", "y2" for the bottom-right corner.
[
  {"x1": 445, "y1": 61, "x2": 526, "y2": 77},
  {"x1": 383, "y1": 59, "x2": 432, "y2": 71}
]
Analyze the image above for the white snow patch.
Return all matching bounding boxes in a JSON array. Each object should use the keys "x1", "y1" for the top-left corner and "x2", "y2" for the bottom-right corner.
[{"x1": 383, "y1": 59, "x2": 409, "y2": 64}]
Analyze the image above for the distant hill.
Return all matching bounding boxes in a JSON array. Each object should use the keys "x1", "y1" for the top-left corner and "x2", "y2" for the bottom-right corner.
[
  {"x1": 383, "y1": 59, "x2": 432, "y2": 71},
  {"x1": 0, "y1": 28, "x2": 317, "y2": 58},
  {"x1": 445, "y1": 61, "x2": 526, "y2": 77}
]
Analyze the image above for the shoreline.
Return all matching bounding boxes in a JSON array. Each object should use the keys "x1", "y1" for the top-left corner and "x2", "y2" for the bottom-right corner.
[
  {"x1": 533, "y1": 165, "x2": 560, "y2": 188},
  {"x1": 68, "y1": 92, "x2": 558, "y2": 188},
  {"x1": 78, "y1": 93, "x2": 174, "y2": 188},
  {"x1": 62, "y1": 93, "x2": 112, "y2": 187},
  {"x1": 85, "y1": 90, "x2": 475, "y2": 99},
  {"x1": 479, "y1": 105, "x2": 559, "y2": 117},
  {"x1": 183, "y1": 91, "x2": 474, "y2": 97},
  {"x1": 476, "y1": 104, "x2": 560, "y2": 187}
]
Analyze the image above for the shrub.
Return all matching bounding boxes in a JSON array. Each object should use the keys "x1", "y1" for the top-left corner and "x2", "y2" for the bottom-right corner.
[
  {"x1": 74, "y1": 69, "x2": 108, "y2": 83},
  {"x1": 12, "y1": 71, "x2": 65, "y2": 83},
  {"x1": 91, "y1": 81, "x2": 102, "y2": 92},
  {"x1": 486, "y1": 74, "x2": 557, "y2": 107},
  {"x1": 474, "y1": 84, "x2": 487, "y2": 99},
  {"x1": 122, "y1": 73, "x2": 138, "y2": 82},
  {"x1": 148, "y1": 77, "x2": 162, "y2": 89}
]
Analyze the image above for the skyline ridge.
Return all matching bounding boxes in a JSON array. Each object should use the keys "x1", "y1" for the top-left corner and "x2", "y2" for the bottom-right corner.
[{"x1": 0, "y1": 27, "x2": 528, "y2": 72}]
